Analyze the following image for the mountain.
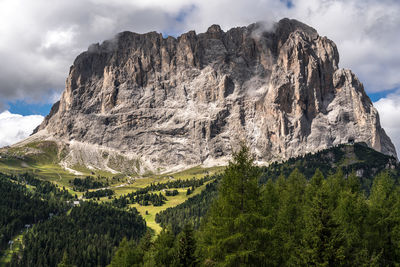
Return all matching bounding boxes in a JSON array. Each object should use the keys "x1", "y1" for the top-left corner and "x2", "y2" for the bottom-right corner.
[{"x1": 24, "y1": 18, "x2": 395, "y2": 174}]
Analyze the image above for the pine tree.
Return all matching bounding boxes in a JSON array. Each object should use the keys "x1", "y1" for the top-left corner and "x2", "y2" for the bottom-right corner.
[
  {"x1": 367, "y1": 171, "x2": 400, "y2": 265},
  {"x1": 108, "y1": 237, "x2": 142, "y2": 267},
  {"x1": 153, "y1": 227, "x2": 176, "y2": 266},
  {"x1": 57, "y1": 251, "x2": 77, "y2": 267},
  {"x1": 333, "y1": 187, "x2": 369, "y2": 265},
  {"x1": 300, "y1": 170, "x2": 341, "y2": 266},
  {"x1": 198, "y1": 144, "x2": 263, "y2": 266},
  {"x1": 176, "y1": 224, "x2": 197, "y2": 267},
  {"x1": 271, "y1": 169, "x2": 306, "y2": 265},
  {"x1": 260, "y1": 179, "x2": 279, "y2": 265}
]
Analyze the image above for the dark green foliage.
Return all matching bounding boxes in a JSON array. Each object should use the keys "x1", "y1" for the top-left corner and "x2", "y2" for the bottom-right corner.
[
  {"x1": 57, "y1": 251, "x2": 76, "y2": 267},
  {"x1": 109, "y1": 225, "x2": 197, "y2": 267},
  {"x1": 112, "y1": 176, "x2": 215, "y2": 208},
  {"x1": 83, "y1": 189, "x2": 114, "y2": 199},
  {"x1": 186, "y1": 188, "x2": 192, "y2": 195},
  {"x1": 107, "y1": 237, "x2": 143, "y2": 267},
  {"x1": 176, "y1": 224, "x2": 197, "y2": 267},
  {"x1": 193, "y1": 152, "x2": 400, "y2": 265},
  {"x1": 155, "y1": 179, "x2": 219, "y2": 234},
  {"x1": 198, "y1": 144, "x2": 264, "y2": 266},
  {"x1": 0, "y1": 173, "x2": 69, "y2": 252},
  {"x1": 106, "y1": 144, "x2": 400, "y2": 266},
  {"x1": 119, "y1": 192, "x2": 167, "y2": 207},
  {"x1": 153, "y1": 227, "x2": 176, "y2": 266},
  {"x1": 158, "y1": 143, "x2": 399, "y2": 235},
  {"x1": 259, "y1": 142, "x2": 399, "y2": 192},
  {"x1": 165, "y1": 189, "x2": 179, "y2": 196},
  {"x1": 12, "y1": 202, "x2": 146, "y2": 267},
  {"x1": 9, "y1": 172, "x2": 73, "y2": 200},
  {"x1": 69, "y1": 176, "x2": 109, "y2": 191}
]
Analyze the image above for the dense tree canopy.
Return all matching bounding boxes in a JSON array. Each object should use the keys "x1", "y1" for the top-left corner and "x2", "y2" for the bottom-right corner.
[
  {"x1": 0, "y1": 173, "x2": 70, "y2": 252},
  {"x1": 11, "y1": 202, "x2": 146, "y2": 267},
  {"x1": 112, "y1": 145, "x2": 400, "y2": 266}
]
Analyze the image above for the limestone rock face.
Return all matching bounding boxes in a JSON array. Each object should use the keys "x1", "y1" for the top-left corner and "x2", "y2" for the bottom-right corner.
[{"x1": 33, "y1": 18, "x2": 397, "y2": 173}]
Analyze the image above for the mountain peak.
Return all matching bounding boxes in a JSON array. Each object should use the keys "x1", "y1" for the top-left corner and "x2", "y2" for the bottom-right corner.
[{"x1": 29, "y1": 19, "x2": 396, "y2": 174}]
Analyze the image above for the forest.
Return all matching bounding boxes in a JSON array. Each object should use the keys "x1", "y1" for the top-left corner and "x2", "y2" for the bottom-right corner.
[
  {"x1": 111, "y1": 176, "x2": 215, "y2": 208},
  {"x1": 110, "y1": 145, "x2": 400, "y2": 266},
  {"x1": 155, "y1": 180, "x2": 219, "y2": 234},
  {"x1": 156, "y1": 143, "x2": 400, "y2": 235},
  {"x1": 83, "y1": 189, "x2": 115, "y2": 199},
  {"x1": 2, "y1": 143, "x2": 400, "y2": 266},
  {"x1": 0, "y1": 173, "x2": 69, "y2": 252},
  {"x1": 0, "y1": 173, "x2": 146, "y2": 267},
  {"x1": 10, "y1": 202, "x2": 146, "y2": 267},
  {"x1": 69, "y1": 176, "x2": 109, "y2": 192}
]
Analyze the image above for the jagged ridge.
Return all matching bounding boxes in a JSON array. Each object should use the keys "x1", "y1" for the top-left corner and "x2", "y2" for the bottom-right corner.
[{"x1": 30, "y1": 18, "x2": 396, "y2": 174}]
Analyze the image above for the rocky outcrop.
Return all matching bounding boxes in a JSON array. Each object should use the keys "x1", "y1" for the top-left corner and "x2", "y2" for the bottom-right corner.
[{"x1": 32, "y1": 18, "x2": 397, "y2": 173}]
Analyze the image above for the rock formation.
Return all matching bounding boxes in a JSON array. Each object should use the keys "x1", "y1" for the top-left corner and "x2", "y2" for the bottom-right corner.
[{"x1": 30, "y1": 18, "x2": 396, "y2": 174}]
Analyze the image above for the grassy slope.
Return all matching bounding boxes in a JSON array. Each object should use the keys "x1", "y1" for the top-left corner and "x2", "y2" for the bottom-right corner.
[
  {"x1": 0, "y1": 142, "x2": 224, "y2": 233},
  {"x1": 0, "y1": 141, "x2": 123, "y2": 188},
  {"x1": 131, "y1": 183, "x2": 211, "y2": 233}
]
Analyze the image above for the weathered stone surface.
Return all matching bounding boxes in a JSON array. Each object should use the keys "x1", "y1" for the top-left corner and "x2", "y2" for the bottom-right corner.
[{"x1": 31, "y1": 18, "x2": 397, "y2": 173}]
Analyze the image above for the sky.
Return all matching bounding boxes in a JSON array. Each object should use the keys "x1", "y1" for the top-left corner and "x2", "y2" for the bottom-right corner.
[{"x1": 0, "y1": 0, "x2": 399, "y2": 154}]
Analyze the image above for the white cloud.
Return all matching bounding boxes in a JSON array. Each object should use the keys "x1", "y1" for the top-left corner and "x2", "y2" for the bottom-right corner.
[
  {"x1": 0, "y1": 0, "x2": 398, "y2": 107},
  {"x1": 0, "y1": 111, "x2": 44, "y2": 148},
  {"x1": 0, "y1": 0, "x2": 399, "y2": 149},
  {"x1": 374, "y1": 92, "x2": 400, "y2": 156}
]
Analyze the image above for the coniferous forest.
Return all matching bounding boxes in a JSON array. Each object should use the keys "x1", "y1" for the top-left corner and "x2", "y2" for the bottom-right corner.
[
  {"x1": 109, "y1": 145, "x2": 400, "y2": 266},
  {"x1": 2, "y1": 143, "x2": 400, "y2": 266}
]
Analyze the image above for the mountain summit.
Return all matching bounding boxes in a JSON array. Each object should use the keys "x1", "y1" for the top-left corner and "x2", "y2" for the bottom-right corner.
[{"x1": 29, "y1": 18, "x2": 396, "y2": 173}]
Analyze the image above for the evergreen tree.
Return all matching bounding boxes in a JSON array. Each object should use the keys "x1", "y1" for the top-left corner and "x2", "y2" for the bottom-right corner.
[
  {"x1": 271, "y1": 169, "x2": 306, "y2": 265},
  {"x1": 57, "y1": 251, "x2": 77, "y2": 267},
  {"x1": 108, "y1": 237, "x2": 142, "y2": 267},
  {"x1": 260, "y1": 179, "x2": 279, "y2": 265},
  {"x1": 333, "y1": 187, "x2": 370, "y2": 265},
  {"x1": 198, "y1": 144, "x2": 263, "y2": 266},
  {"x1": 153, "y1": 227, "x2": 176, "y2": 267},
  {"x1": 176, "y1": 224, "x2": 197, "y2": 267},
  {"x1": 367, "y1": 171, "x2": 400, "y2": 265},
  {"x1": 300, "y1": 170, "x2": 341, "y2": 266}
]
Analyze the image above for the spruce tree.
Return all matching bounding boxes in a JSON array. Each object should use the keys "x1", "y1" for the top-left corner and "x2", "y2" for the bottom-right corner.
[
  {"x1": 57, "y1": 251, "x2": 76, "y2": 267},
  {"x1": 108, "y1": 237, "x2": 143, "y2": 267},
  {"x1": 367, "y1": 171, "x2": 400, "y2": 265},
  {"x1": 198, "y1": 144, "x2": 263, "y2": 266},
  {"x1": 300, "y1": 170, "x2": 340, "y2": 266},
  {"x1": 272, "y1": 169, "x2": 306, "y2": 266},
  {"x1": 154, "y1": 227, "x2": 176, "y2": 266},
  {"x1": 176, "y1": 224, "x2": 197, "y2": 267}
]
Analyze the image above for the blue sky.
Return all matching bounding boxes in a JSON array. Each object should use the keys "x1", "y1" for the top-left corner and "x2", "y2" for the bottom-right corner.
[
  {"x1": 7, "y1": 101, "x2": 53, "y2": 116},
  {"x1": 0, "y1": 0, "x2": 399, "y2": 153}
]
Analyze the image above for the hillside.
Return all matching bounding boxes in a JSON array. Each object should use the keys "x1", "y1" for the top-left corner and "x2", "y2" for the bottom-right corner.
[{"x1": 156, "y1": 142, "x2": 399, "y2": 232}]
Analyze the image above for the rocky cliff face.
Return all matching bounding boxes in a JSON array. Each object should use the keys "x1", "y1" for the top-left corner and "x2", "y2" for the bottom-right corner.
[{"x1": 32, "y1": 18, "x2": 397, "y2": 173}]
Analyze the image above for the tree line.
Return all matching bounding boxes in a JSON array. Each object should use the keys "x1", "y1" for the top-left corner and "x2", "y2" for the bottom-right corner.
[
  {"x1": 69, "y1": 176, "x2": 109, "y2": 192},
  {"x1": 155, "y1": 180, "x2": 219, "y2": 234},
  {"x1": 83, "y1": 189, "x2": 115, "y2": 199},
  {"x1": 112, "y1": 176, "x2": 216, "y2": 208},
  {"x1": 110, "y1": 144, "x2": 400, "y2": 266}
]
